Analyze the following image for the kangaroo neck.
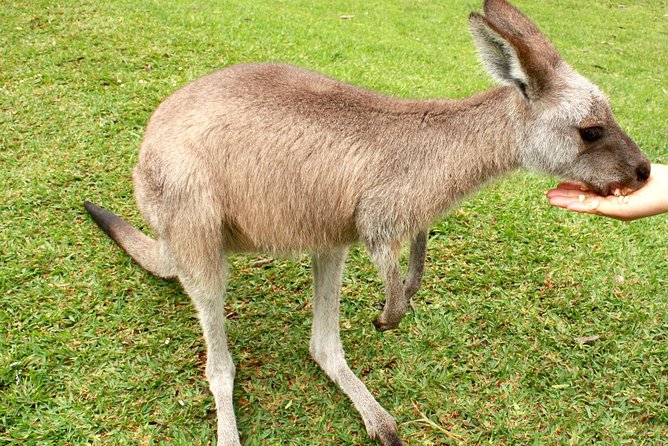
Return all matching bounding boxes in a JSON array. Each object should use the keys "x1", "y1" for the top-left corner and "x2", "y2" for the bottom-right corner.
[{"x1": 392, "y1": 87, "x2": 523, "y2": 218}]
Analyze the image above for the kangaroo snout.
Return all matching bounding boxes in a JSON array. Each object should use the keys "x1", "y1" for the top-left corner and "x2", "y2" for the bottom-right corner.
[
  {"x1": 618, "y1": 128, "x2": 652, "y2": 192},
  {"x1": 623, "y1": 132, "x2": 652, "y2": 191},
  {"x1": 602, "y1": 157, "x2": 651, "y2": 197},
  {"x1": 621, "y1": 147, "x2": 652, "y2": 193},
  {"x1": 619, "y1": 151, "x2": 652, "y2": 193},
  {"x1": 636, "y1": 162, "x2": 651, "y2": 183},
  {"x1": 568, "y1": 125, "x2": 652, "y2": 197},
  {"x1": 599, "y1": 157, "x2": 651, "y2": 196}
]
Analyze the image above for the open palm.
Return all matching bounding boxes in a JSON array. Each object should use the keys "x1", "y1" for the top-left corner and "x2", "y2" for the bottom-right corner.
[{"x1": 547, "y1": 164, "x2": 668, "y2": 221}]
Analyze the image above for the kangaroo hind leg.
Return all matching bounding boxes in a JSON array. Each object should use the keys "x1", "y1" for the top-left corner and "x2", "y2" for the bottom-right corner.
[
  {"x1": 310, "y1": 248, "x2": 403, "y2": 446},
  {"x1": 170, "y1": 218, "x2": 240, "y2": 446}
]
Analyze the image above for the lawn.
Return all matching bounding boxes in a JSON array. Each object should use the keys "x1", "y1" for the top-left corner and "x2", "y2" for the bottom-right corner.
[{"x1": 1, "y1": 0, "x2": 666, "y2": 444}]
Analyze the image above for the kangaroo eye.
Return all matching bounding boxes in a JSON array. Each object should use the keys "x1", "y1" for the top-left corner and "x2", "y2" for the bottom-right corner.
[{"x1": 579, "y1": 126, "x2": 604, "y2": 142}]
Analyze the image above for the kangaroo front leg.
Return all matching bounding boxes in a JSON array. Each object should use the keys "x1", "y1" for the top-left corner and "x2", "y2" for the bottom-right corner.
[
  {"x1": 404, "y1": 230, "x2": 427, "y2": 301},
  {"x1": 310, "y1": 249, "x2": 403, "y2": 446},
  {"x1": 371, "y1": 231, "x2": 427, "y2": 332},
  {"x1": 370, "y1": 243, "x2": 405, "y2": 332}
]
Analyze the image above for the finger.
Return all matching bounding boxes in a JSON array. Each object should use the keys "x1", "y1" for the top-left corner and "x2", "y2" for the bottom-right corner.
[
  {"x1": 554, "y1": 182, "x2": 589, "y2": 191},
  {"x1": 551, "y1": 194, "x2": 614, "y2": 215},
  {"x1": 546, "y1": 185, "x2": 597, "y2": 199},
  {"x1": 565, "y1": 200, "x2": 601, "y2": 214},
  {"x1": 546, "y1": 189, "x2": 580, "y2": 199},
  {"x1": 548, "y1": 194, "x2": 596, "y2": 209},
  {"x1": 546, "y1": 189, "x2": 600, "y2": 202},
  {"x1": 548, "y1": 195, "x2": 579, "y2": 208},
  {"x1": 566, "y1": 197, "x2": 636, "y2": 221}
]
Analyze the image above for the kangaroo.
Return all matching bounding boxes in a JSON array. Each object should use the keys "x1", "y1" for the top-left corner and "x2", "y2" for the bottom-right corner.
[{"x1": 84, "y1": 0, "x2": 650, "y2": 444}]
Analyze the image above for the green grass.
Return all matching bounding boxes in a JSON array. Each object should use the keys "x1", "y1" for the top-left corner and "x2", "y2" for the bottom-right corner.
[{"x1": 1, "y1": 0, "x2": 667, "y2": 444}]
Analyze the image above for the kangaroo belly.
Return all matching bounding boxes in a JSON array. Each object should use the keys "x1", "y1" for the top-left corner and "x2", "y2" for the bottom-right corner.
[{"x1": 218, "y1": 152, "x2": 362, "y2": 254}]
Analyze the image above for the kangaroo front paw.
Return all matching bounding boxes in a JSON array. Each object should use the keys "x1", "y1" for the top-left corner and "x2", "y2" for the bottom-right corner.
[
  {"x1": 378, "y1": 431, "x2": 404, "y2": 446},
  {"x1": 373, "y1": 312, "x2": 402, "y2": 332}
]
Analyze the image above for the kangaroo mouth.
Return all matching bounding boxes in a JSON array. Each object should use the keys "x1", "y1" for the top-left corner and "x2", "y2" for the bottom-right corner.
[
  {"x1": 577, "y1": 160, "x2": 651, "y2": 196},
  {"x1": 585, "y1": 181, "x2": 640, "y2": 197}
]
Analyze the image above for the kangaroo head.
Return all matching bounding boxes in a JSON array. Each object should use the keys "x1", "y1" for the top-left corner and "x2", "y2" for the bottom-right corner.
[{"x1": 469, "y1": 0, "x2": 650, "y2": 195}]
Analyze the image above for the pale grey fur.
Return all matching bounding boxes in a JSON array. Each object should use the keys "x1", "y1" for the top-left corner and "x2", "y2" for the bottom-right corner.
[{"x1": 84, "y1": 0, "x2": 650, "y2": 444}]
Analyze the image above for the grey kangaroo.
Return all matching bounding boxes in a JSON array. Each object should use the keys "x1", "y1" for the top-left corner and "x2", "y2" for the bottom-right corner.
[{"x1": 84, "y1": 0, "x2": 650, "y2": 444}]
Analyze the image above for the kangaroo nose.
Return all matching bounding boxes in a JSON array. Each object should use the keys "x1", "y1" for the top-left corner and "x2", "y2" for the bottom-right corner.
[{"x1": 636, "y1": 163, "x2": 651, "y2": 182}]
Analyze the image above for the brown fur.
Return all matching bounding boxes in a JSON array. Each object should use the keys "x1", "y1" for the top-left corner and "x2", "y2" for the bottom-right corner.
[
  {"x1": 85, "y1": 1, "x2": 650, "y2": 444},
  {"x1": 134, "y1": 65, "x2": 520, "y2": 255}
]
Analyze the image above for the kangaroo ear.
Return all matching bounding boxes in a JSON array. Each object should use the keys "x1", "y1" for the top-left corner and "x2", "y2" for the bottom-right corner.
[
  {"x1": 469, "y1": 0, "x2": 561, "y2": 101},
  {"x1": 468, "y1": 13, "x2": 530, "y2": 98}
]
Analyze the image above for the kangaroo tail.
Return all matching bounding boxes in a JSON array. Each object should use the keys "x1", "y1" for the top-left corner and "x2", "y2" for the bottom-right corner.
[{"x1": 84, "y1": 201, "x2": 177, "y2": 279}]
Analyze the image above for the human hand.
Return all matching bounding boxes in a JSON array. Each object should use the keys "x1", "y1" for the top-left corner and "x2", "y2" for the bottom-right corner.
[{"x1": 546, "y1": 164, "x2": 668, "y2": 221}]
